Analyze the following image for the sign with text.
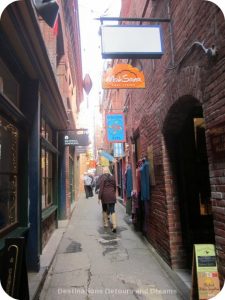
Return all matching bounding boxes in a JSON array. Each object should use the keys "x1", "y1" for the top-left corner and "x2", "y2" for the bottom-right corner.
[
  {"x1": 64, "y1": 132, "x2": 79, "y2": 146},
  {"x1": 101, "y1": 25, "x2": 163, "y2": 59},
  {"x1": 64, "y1": 129, "x2": 89, "y2": 146},
  {"x1": 102, "y1": 64, "x2": 145, "y2": 89},
  {"x1": 191, "y1": 244, "x2": 220, "y2": 300},
  {"x1": 106, "y1": 113, "x2": 125, "y2": 143}
]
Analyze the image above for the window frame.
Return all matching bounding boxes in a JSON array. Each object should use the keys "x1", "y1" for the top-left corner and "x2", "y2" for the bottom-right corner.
[{"x1": 40, "y1": 117, "x2": 58, "y2": 211}]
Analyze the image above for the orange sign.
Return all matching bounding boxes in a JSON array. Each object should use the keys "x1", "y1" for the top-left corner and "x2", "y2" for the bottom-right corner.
[{"x1": 102, "y1": 64, "x2": 145, "y2": 89}]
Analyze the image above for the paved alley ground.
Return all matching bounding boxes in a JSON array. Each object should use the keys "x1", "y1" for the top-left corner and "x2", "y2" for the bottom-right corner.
[{"x1": 39, "y1": 194, "x2": 184, "y2": 300}]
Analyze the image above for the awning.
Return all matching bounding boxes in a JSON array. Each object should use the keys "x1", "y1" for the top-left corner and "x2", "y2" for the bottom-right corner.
[{"x1": 99, "y1": 151, "x2": 115, "y2": 162}]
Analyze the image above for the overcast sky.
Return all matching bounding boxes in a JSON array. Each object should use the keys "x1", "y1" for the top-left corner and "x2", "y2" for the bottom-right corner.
[{"x1": 77, "y1": 0, "x2": 121, "y2": 134}]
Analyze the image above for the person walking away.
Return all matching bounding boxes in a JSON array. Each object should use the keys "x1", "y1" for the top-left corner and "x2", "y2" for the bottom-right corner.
[
  {"x1": 87, "y1": 172, "x2": 94, "y2": 197},
  {"x1": 98, "y1": 168, "x2": 117, "y2": 233},
  {"x1": 83, "y1": 172, "x2": 93, "y2": 198}
]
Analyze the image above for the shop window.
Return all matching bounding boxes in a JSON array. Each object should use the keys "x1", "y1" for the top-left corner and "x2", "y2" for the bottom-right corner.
[
  {"x1": 41, "y1": 149, "x2": 53, "y2": 209},
  {"x1": 0, "y1": 58, "x2": 19, "y2": 106},
  {"x1": 41, "y1": 118, "x2": 55, "y2": 210},
  {"x1": 0, "y1": 116, "x2": 18, "y2": 234},
  {"x1": 41, "y1": 118, "x2": 53, "y2": 143}
]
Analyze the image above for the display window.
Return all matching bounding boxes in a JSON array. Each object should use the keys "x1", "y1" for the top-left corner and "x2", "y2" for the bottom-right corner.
[
  {"x1": 41, "y1": 118, "x2": 55, "y2": 210},
  {"x1": 0, "y1": 116, "x2": 18, "y2": 234}
]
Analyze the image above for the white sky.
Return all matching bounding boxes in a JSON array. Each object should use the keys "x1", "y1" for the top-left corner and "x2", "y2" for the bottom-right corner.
[{"x1": 77, "y1": 0, "x2": 121, "y2": 138}]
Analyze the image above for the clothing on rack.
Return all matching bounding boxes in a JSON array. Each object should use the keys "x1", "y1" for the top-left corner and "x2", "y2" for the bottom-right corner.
[
  {"x1": 134, "y1": 158, "x2": 151, "y2": 234},
  {"x1": 124, "y1": 164, "x2": 133, "y2": 215},
  {"x1": 125, "y1": 165, "x2": 133, "y2": 198},
  {"x1": 140, "y1": 159, "x2": 150, "y2": 201}
]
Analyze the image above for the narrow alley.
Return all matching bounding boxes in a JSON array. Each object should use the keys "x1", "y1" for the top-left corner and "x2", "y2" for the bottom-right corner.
[
  {"x1": 1, "y1": 1, "x2": 225, "y2": 299},
  {"x1": 39, "y1": 194, "x2": 182, "y2": 300}
]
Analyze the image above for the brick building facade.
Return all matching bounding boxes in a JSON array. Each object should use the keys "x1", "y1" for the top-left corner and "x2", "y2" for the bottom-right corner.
[
  {"x1": 0, "y1": 0, "x2": 83, "y2": 272},
  {"x1": 102, "y1": 0, "x2": 225, "y2": 281}
]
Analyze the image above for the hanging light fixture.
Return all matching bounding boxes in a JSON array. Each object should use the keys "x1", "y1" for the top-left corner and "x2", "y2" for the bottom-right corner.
[
  {"x1": 83, "y1": 74, "x2": 92, "y2": 95},
  {"x1": 33, "y1": 0, "x2": 59, "y2": 28}
]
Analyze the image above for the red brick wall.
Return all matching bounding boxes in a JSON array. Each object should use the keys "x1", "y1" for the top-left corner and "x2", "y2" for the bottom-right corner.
[
  {"x1": 119, "y1": 0, "x2": 225, "y2": 278},
  {"x1": 38, "y1": 18, "x2": 57, "y2": 71}
]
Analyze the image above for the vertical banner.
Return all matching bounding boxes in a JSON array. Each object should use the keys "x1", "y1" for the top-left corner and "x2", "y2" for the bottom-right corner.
[{"x1": 106, "y1": 113, "x2": 125, "y2": 143}]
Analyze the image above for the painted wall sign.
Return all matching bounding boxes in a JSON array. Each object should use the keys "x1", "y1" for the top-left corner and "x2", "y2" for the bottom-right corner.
[
  {"x1": 102, "y1": 64, "x2": 145, "y2": 89},
  {"x1": 105, "y1": 113, "x2": 126, "y2": 143},
  {"x1": 191, "y1": 244, "x2": 220, "y2": 300},
  {"x1": 209, "y1": 121, "x2": 225, "y2": 158},
  {"x1": 101, "y1": 25, "x2": 163, "y2": 59}
]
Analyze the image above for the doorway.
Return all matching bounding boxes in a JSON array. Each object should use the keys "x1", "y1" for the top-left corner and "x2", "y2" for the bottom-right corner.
[{"x1": 164, "y1": 98, "x2": 215, "y2": 268}]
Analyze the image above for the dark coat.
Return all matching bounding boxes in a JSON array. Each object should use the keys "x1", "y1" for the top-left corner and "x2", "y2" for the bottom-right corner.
[
  {"x1": 140, "y1": 160, "x2": 150, "y2": 201},
  {"x1": 98, "y1": 174, "x2": 116, "y2": 204}
]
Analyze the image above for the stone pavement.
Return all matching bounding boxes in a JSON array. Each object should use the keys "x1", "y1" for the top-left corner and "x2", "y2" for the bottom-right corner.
[{"x1": 39, "y1": 194, "x2": 186, "y2": 300}]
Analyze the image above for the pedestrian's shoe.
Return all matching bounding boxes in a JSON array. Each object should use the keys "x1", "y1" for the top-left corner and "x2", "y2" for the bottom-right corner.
[
  {"x1": 103, "y1": 212, "x2": 109, "y2": 228},
  {"x1": 111, "y1": 212, "x2": 117, "y2": 233}
]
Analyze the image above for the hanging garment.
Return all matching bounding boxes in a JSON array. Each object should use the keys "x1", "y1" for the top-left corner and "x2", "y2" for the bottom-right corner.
[
  {"x1": 124, "y1": 165, "x2": 133, "y2": 215},
  {"x1": 140, "y1": 159, "x2": 151, "y2": 201},
  {"x1": 131, "y1": 190, "x2": 138, "y2": 224},
  {"x1": 125, "y1": 165, "x2": 133, "y2": 198}
]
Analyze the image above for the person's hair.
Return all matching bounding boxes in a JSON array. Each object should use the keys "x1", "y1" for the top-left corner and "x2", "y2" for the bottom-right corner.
[{"x1": 102, "y1": 166, "x2": 111, "y2": 175}]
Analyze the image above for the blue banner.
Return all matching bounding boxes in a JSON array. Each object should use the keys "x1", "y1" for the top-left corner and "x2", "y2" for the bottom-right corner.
[
  {"x1": 106, "y1": 113, "x2": 125, "y2": 142},
  {"x1": 99, "y1": 151, "x2": 115, "y2": 162}
]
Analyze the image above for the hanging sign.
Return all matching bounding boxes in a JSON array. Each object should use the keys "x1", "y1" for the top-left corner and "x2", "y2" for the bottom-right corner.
[
  {"x1": 64, "y1": 132, "x2": 79, "y2": 146},
  {"x1": 101, "y1": 25, "x2": 163, "y2": 59},
  {"x1": 113, "y1": 143, "x2": 125, "y2": 157},
  {"x1": 105, "y1": 113, "x2": 126, "y2": 143},
  {"x1": 191, "y1": 244, "x2": 220, "y2": 300},
  {"x1": 102, "y1": 64, "x2": 145, "y2": 89},
  {"x1": 64, "y1": 129, "x2": 89, "y2": 146}
]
